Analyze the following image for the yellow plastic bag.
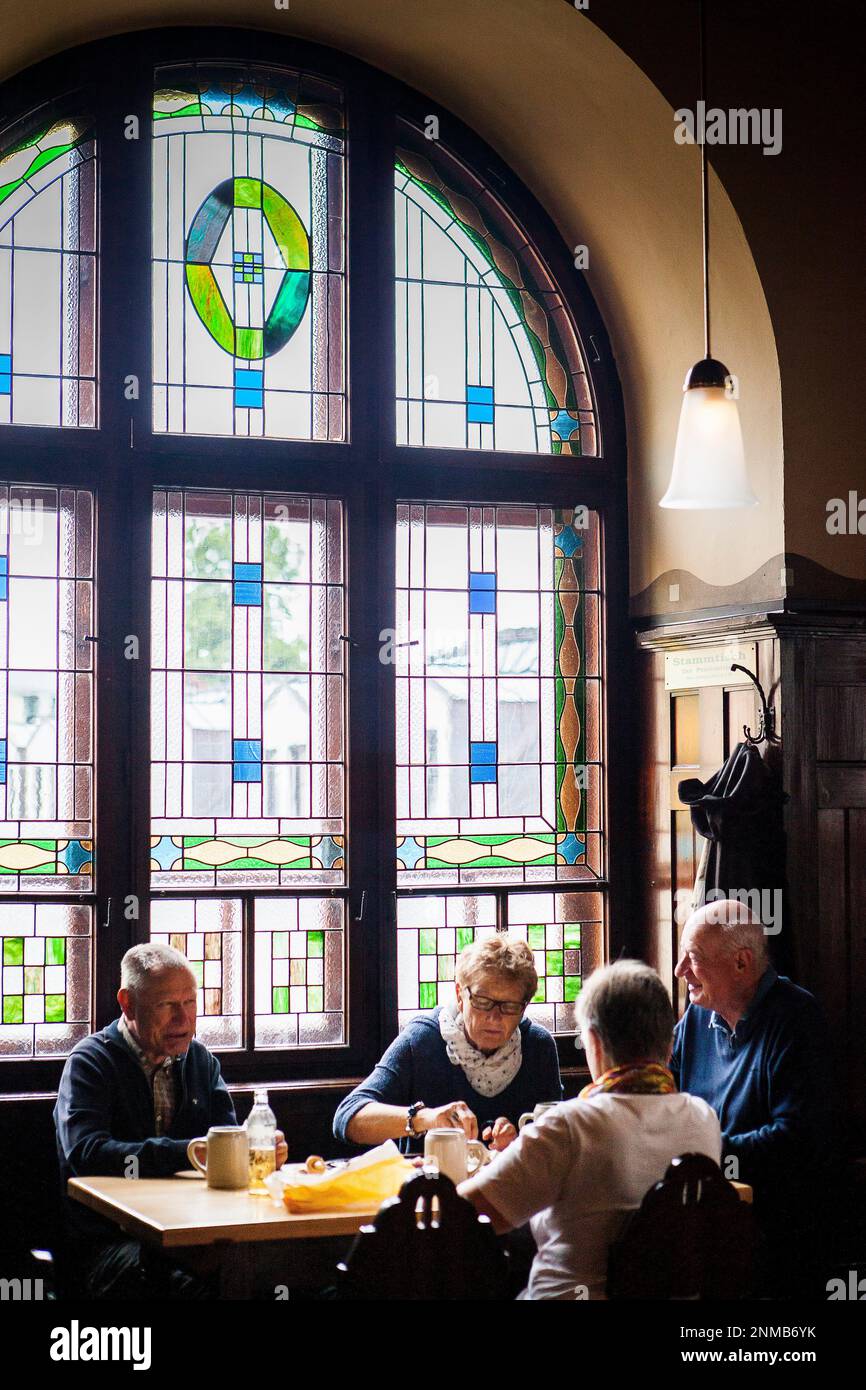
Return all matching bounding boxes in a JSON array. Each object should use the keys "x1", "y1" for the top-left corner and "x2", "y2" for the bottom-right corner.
[{"x1": 267, "y1": 1140, "x2": 412, "y2": 1213}]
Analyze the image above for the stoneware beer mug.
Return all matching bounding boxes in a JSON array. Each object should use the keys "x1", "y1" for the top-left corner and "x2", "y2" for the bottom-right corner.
[
  {"x1": 518, "y1": 1102, "x2": 559, "y2": 1130},
  {"x1": 424, "y1": 1127, "x2": 490, "y2": 1184},
  {"x1": 187, "y1": 1126, "x2": 250, "y2": 1189}
]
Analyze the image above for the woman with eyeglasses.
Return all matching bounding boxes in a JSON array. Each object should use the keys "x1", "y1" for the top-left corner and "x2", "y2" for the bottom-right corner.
[{"x1": 333, "y1": 936, "x2": 562, "y2": 1153}]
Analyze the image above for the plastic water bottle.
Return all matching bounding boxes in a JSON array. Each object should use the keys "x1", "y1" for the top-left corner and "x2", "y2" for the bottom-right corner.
[{"x1": 245, "y1": 1088, "x2": 277, "y2": 1195}]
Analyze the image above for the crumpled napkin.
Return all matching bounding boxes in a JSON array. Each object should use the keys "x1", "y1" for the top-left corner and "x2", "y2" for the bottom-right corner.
[{"x1": 264, "y1": 1140, "x2": 411, "y2": 1212}]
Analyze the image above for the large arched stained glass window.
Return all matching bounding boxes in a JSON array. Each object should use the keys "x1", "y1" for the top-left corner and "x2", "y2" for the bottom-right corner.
[
  {"x1": 0, "y1": 31, "x2": 623, "y2": 1079},
  {"x1": 152, "y1": 62, "x2": 346, "y2": 440},
  {"x1": 0, "y1": 113, "x2": 97, "y2": 428},
  {"x1": 395, "y1": 129, "x2": 597, "y2": 455}
]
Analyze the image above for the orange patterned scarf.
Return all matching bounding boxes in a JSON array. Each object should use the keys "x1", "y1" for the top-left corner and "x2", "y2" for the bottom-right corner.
[{"x1": 579, "y1": 1060, "x2": 676, "y2": 1100}]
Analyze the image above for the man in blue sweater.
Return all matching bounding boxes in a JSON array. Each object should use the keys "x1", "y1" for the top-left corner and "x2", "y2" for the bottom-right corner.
[
  {"x1": 672, "y1": 899, "x2": 836, "y2": 1297},
  {"x1": 54, "y1": 943, "x2": 285, "y2": 1298}
]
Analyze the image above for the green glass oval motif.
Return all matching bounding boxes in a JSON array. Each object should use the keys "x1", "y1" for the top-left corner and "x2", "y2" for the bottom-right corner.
[{"x1": 184, "y1": 177, "x2": 311, "y2": 360}]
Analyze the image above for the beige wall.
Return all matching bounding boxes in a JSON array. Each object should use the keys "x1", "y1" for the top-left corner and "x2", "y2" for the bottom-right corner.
[{"x1": 0, "y1": 0, "x2": 789, "y2": 610}]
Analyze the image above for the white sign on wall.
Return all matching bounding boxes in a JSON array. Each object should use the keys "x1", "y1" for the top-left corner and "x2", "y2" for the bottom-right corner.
[{"x1": 664, "y1": 642, "x2": 758, "y2": 691}]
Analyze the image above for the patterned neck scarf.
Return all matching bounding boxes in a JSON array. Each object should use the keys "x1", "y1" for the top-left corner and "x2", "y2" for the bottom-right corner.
[
  {"x1": 579, "y1": 1060, "x2": 676, "y2": 1100},
  {"x1": 118, "y1": 1015, "x2": 178, "y2": 1136},
  {"x1": 438, "y1": 1003, "x2": 523, "y2": 1098}
]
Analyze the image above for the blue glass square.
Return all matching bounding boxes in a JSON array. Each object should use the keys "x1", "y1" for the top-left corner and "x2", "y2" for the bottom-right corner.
[
  {"x1": 0, "y1": 740, "x2": 6, "y2": 758},
  {"x1": 0, "y1": 764, "x2": 5, "y2": 785},
  {"x1": 467, "y1": 385, "x2": 494, "y2": 425},
  {"x1": 233, "y1": 562, "x2": 262, "y2": 605},
  {"x1": 0, "y1": 557, "x2": 8, "y2": 574},
  {"x1": 470, "y1": 741, "x2": 497, "y2": 778},
  {"x1": 0, "y1": 581, "x2": 6, "y2": 601},
  {"x1": 469, "y1": 571, "x2": 496, "y2": 613},
  {"x1": 233, "y1": 581, "x2": 262, "y2": 605},
  {"x1": 235, "y1": 367, "x2": 263, "y2": 409},
  {"x1": 234, "y1": 562, "x2": 262, "y2": 582},
  {"x1": 233, "y1": 736, "x2": 262, "y2": 782},
  {"x1": 233, "y1": 761, "x2": 262, "y2": 783},
  {"x1": 470, "y1": 764, "x2": 497, "y2": 784},
  {"x1": 233, "y1": 738, "x2": 262, "y2": 763},
  {"x1": 470, "y1": 741, "x2": 497, "y2": 765},
  {"x1": 469, "y1": 590, "x2": 495, "y2": 613}
]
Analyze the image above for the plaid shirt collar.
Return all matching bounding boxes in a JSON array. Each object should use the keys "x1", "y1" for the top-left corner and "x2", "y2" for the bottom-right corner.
[{"x1": 117, "y1": 1014, "x2": 176, "y2": 1078}]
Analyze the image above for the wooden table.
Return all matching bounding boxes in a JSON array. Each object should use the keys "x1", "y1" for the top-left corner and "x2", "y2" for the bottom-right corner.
[
  {"x1": 68, "y1": 1169, "x2": 754, "y2": 1297},
  {"x1": 68, "y1": 1171, "x2": 389, "y2": 1297}
]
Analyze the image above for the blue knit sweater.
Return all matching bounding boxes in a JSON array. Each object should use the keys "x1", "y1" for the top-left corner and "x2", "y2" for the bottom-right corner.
[
  {"x1": 671, "y1": 968, "x2": 834, "y2": 1196},
  {"x1": 334, "y1": 1009, "x2": 562, "y2": 1149},
  {"x1": 54, "y1": 1018, "x2": 236, "y2": 1238}
]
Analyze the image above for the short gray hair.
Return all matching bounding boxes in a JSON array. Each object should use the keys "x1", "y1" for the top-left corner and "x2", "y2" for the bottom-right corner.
[
  {"x1": 687, "y1": 899, "x2": 769, "y2": 968},
  {"x1": 121, "y1": 943, "x2": 193, "y2": 995},
  {"x1": 577, "y1": 960, "x2": 674, "y2": 1066},
  {"x1": 455, "y1": 934, "x2": 538, "y2": 1002}
]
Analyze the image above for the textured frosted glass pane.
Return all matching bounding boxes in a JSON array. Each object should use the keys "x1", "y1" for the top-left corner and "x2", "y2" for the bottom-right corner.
[
  {"x1": 395, "y1": 132, "x2": 597, "y2": 456},
  {"x1": 0, "y1": 902, "x2": 92, "y2": 1056},
  {"x1": 396, "y1": 894, "x2": 496, "y2": 1017},
  {"x1": 153, "y1": 63, "x2": 345, "y2": 441},
  {"x1": 0, "y1": 487, "x2": 94, "y2": 888},
  {"x1": 507, "y1": 890, "x2": 603, "y2": 1035},
  {"x1": 150, "y1": 897, "x2": 243, "y2": 1048},
  {"x1": 253, "y1": 894, "x2": 344, "y2": 1047},
  {"x1": 396, "y1": 504, "x2": 601, "y2": 888},
  {"x1": 0, "y1": 120, "x2": 97, "y2": 430}
]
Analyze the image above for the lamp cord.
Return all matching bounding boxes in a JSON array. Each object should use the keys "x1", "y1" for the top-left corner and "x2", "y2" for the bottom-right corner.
[{"x1": 699, "y1": 0, "x2": 711, "y2": 360}]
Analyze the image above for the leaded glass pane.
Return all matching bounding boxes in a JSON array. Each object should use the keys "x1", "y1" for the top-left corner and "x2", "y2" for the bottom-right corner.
[
  {"x1": 396, "y1": 894, "x2": 496, "y2": 1028},
  {"x1": 506, "y1": 890, "x2": 604, "y2": 1035},
  {"x1": 151, "y1": 489, "x2": 345, "y2": 888},
  {"x1": 0, "y1": 116, "x2": 97, "y2": 428},
  {"x1": 395, "y1": 503, "x2": 602, "y2": 884},
  {"x1": 395, "y1": 131, "x2": 596, "y2": 454},
  {"x1": 0, "y1": 901, "x2": 91, "y2": 1056},
  {"x1": 254, "y1": 895, "x2": 344, "y2": 1046},
  {"x1": 396, "y1": 891, "x2": 602, "y2": 1035},
  {"x1": 0, "y1": 485, "x2": 94, "y2": 890},
  {"x1": 152, "y1": 63, "x2": 346, "y2": 439},
  {"x1": 150, "y1": 897, "x2": 243, "y2": 1047}
]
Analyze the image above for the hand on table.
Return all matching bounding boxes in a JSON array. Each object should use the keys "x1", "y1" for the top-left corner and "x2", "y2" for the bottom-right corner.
[
  {"x1": 418, "y1": 1101, "x2": 479, "y2": 1139},
  {"x1": 482, "y1": 1117, "x2": 518, "y2": 1152},
  {"x1": 275, "y1": 1129, "x2": 288, "y2": 1169}
]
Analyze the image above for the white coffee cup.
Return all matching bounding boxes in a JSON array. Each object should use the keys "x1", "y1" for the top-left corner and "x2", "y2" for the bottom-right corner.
[
  {"x1": 187, "y1": 1126, "x2": 250, "y2": 1189},
  {"x1": 518, "y1": 1101, "x2": 559, "y2": 1130},
  {"x1": 424, "y1": 1128, "x2": 490, "y2": 1184}
]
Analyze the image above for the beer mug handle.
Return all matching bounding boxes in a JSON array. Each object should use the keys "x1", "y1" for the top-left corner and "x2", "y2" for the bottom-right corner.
[
  {"x1": 518, "y1": 1113, "x2": 533, "y2": 1130},
  {"x1": 466, "y1": 1140, "x2": 490, "y2": 1175},
  {"x1": 187, "y1": 1137, "x2": 208, "y2": 1174}
]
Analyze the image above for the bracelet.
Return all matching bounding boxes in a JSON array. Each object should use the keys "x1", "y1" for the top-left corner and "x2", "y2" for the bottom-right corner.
[{"x1": 405, "y1": 1100, "x2": 425, "y2": 1136}]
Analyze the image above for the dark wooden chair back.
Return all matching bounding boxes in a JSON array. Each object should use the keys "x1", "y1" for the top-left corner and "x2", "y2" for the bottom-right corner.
[
  {"x1": 337, "y1": 1171, "x2": 509, "y2": 1300},
  {"x1": 607, "y1": 1152, "x2": 756, "y2": 1299}
]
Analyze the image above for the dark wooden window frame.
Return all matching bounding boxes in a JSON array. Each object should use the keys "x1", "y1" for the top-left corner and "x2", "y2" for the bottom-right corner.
[{"x1": 0, "y1": 27, "x2": 630, "y2": 1094}]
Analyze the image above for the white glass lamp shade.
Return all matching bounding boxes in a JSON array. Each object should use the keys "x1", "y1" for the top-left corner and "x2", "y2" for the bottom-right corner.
[{"x1": 660, "y1": 360, "x2": 758, "y2": 510}]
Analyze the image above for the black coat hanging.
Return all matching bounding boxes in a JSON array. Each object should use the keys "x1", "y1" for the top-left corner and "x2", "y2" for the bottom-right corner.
[{"x1": 678, "y1": 739, "x2": 791, "y2": 973}]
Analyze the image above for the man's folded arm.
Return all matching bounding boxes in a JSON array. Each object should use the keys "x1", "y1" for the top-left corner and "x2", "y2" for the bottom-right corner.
[
  {"x1": 56, "y1": 1049, "x2": 190, "y2": 1178},
  {"x1": 723, "y1": 1013, "x2": 833, "y2": 1185}
]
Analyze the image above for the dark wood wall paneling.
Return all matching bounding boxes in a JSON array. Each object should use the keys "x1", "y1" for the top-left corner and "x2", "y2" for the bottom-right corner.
[
  {"x1": 811, "y1": 634, "x2": 866, "y2": 1140},
  {"x1": 638, "y1": 623, "x2": 866, "y2": 1152}
]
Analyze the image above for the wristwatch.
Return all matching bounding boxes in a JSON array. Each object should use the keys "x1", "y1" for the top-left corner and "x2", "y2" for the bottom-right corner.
[{"x1": 405, "y1": 1100, "x2": 425, "y2": 1136}]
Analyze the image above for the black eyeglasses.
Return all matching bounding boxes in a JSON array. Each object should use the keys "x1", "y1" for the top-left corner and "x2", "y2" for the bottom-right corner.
[{"x1": 466, "y1": 988, "x2": 528, "y2": 1017}]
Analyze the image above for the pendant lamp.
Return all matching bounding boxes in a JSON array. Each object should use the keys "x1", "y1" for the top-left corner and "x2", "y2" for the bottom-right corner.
[{"x1": 660, "y1": 0, "x2": 758, "y2": 510}]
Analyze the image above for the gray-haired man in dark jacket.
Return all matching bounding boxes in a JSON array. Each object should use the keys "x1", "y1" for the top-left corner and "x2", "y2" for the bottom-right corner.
[{"x1": 54, "y1": 943, "x2": 283, "y2": 1298}]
